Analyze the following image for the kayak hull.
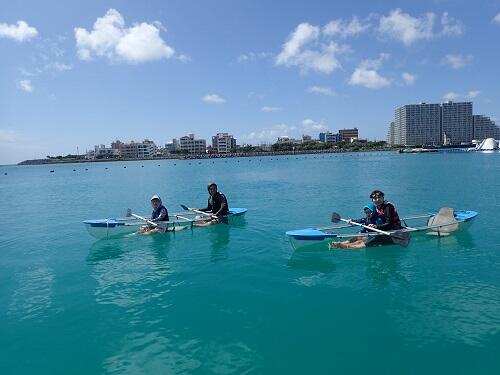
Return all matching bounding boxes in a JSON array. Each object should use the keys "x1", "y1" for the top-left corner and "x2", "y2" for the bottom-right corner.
[{"x1": 84, "y1": 208, "x2": 247, "y2": 240}]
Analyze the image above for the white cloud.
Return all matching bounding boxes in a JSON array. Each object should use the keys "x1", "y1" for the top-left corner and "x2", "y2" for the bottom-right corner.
[
  {"x1": 74, "y1": 8, "x2": 174, "y2": 63},
  {"x1": 466, "y1": 90, "x2": 480, "y2": 98},
  {"x1": 241, "y1": 123, "x2": 296, "y2": 142},
  {"x1": 379, "y1": 9, "x2": 435, "y2": 45},
  {"x1": 45, "y1": 62, "x2": 73, "y2": 72},
  {"x1": 237, "y1": 52, "x2": 272, "y2": 62},
  {"x1": 177, "y1": 54, "x2": 191, "y2": 63},
  {"x1": 443, "y1": 92, "x2": 460, "y2": 101},
  {"x1": 378, "y1": 9, "x2": 463, "y2": 45},
  {"x1": 440, "y1": 12, "x2": 464, "y2": 36},
  {"x1": 349, "y1": 54, "x2": 391, "y2": 89},
  {"x1": 323, "y1": 16, "x2": 370, "y2": 38},
  {"x1": 261, "y1": 106, "x2": 281, "y2": 112},
  {"x1": 443, "y1": 90, "x2": 480, "y2": 101},
  {"x1": 276, "y1": 23, "x2": 349, "y2": 74},
  {"x1": 308, "y1": 86, "x2": 336, "y2": 96},
  {"x1": 0, "y1": 20, "x2": 38, "y2": 42},
  {"x1": 19, "y1": 79, "x2": 33, "y2": 92},
  {"x1": 442, "y1": 54, "x2": 472, "y2": 69},
  {"x1": 493, "y1": 13, "x2": 500, "y2": 25},
  {"x1": 402, "y1": 72, "x2": 416, "y2": 85},
  {"x1": 202, "y1": 94, "x2": 225, "y2": 104},
  {"x1": 301, "y1": 118, "x2": 329, "y2": 133}
]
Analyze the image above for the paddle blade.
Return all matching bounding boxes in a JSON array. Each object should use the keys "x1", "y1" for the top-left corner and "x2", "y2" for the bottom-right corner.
[
  {"x1": 331, "y1": 212, "x2": 341, "y2": 223},
  {"x1": 391, "y1": 230, "x2": 410, "y2": 247},
  {"x1": 180, "y1": 204, "x2": 189, "y2": 210},
  {"x1": 126, "y1": 208, "x2": 132, "y2": 217}
]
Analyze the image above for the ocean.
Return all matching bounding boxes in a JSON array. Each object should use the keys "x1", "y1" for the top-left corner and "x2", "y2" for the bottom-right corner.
[{"x1": 1, "y1": 152, "x2": 499, "y2": 374}]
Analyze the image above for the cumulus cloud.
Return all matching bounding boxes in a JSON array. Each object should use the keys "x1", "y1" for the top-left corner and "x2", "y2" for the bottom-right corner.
[
  {"x1": 45, "y1": 62, "x2": 72, "y2": 72},
  {"x1": 323, "y1": 16, "x2": 370, "y2": 38},
  {"x1": 19, "y1": 79, "x2": 33, "y2": 92},
  {"x1": 442, "y1": 54, "x2": 472, "y2": 69},
  {"x1": 443, "y1": 90, "x2": 480, "y2": 101},
  {"x1": 378, "y1": 9, "x2": 463, "y2": 45},
  {"x1": 275, "y1": 22, "x2": 349, "y2": 74},
  {"x1": 402, "y1": 72, "x2": 416, "y2": 85},
  {"x1": 241, "y1": 123, "x2": 296, "y2": 142},
  {"x1": 201, "y1": 94, "x2": 225, "y2": 104},
  {"x1": 349, "y1": 53, "x2": 391, "y2": 89},
  {"x1": 261, "y1": 106, "x2": 281, "y2": 112},
  {"x1": 0, "y1": 20, "x2": 38, "y2": 42},
  {"x1": 301, "y1": 118, "x2": 329, "y2": 133},
  {"x1": 493, "y1": 13, "x2": 500, "y2": 25},
  {"x1": 74, "y1": 8, "x2": 174, "y2": 63},
  {"x1": 308, "y1": 86, "x2": 336, "y2": 96}
]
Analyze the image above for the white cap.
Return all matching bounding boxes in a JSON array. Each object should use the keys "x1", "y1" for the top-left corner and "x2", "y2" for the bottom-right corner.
[{"x1": 150, "y1": 195, "x2": 161, "y2": 201}]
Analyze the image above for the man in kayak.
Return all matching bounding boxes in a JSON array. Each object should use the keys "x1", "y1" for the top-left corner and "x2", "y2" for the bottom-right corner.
[
  {"x1": 194, "y1": 182, "x2": 229, "y2": 225},
  {"x1": 330, "y1": 203, "x2": 384, "y2": 249},
  {"x1": 140, "y1": 195, "x2": 169, "y2": 234}
]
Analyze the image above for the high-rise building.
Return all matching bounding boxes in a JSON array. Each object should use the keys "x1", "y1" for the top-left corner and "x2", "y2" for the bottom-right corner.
[
  {"x1": 339, "y1": 128, "x2": 358, "y2": 142},
  {"x1": 473, "y1": 115, "x2": 500, "y2": 140},
  {"x1": 179, "y1": 134, "x2": 206, "y2": 154},
  {"x1": 211, "y1": 132, "x2": 236, "y2": 153},
  {"x1": 441, "y1": 101, "x2": 472, "y2": 144},
  {"x1": 387, "y1": 101, "x2": 476, "y2": 146}
]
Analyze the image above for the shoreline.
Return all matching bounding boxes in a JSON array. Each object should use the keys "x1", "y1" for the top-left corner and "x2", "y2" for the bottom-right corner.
[{"x1": 16, "y1": 147, "x2": 398, "y2": 166}]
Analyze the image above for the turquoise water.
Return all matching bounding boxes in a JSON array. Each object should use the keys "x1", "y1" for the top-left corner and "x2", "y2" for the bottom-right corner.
[{"x1": 1, "y1": 152, "x2": 499, "y2": 374}]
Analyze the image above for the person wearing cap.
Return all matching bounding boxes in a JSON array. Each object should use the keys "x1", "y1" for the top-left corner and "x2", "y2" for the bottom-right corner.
[
  {"x1": 330, "y1": 203, "x2": 383, "y2": 249},
  {"x1": 195, "y1": 182, "x2": 229, "y2": 224},
  {"x1": 140, "y1": 195, "x2": 169, "y2": 234},
  {"x1": 368, "y1": 190, "x2": 401, "y2": 231}
]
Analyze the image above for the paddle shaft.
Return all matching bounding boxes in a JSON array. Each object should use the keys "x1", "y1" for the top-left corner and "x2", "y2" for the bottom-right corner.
[
  {"x1": 129, "y1": 212, "x2": 166, "y2": 232},
  {"x1": 181, "y1": 205, "x2": 217, "y2": 219},
  {"x1": 338, "y1": 217, "x2": 393, "y2": 236}
]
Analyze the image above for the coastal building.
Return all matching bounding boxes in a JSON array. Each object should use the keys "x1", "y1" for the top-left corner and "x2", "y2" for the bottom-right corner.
[
  {"x1": 86, "y1": 144, "x2": 120, "y2": 159},
  {"x1": 119, "y1": 139, "x2": 157, "y2": 158},
  {"x1": 319, "y1": 132, "x2": 339, "y2": 143},
  {"x1": 165, "y1": 139, "x2": 180, "y2": 153},
  {"x1": 211, "y1": 132, "x2": 236, "y2": 153},
  {"x1": 339, "y1": 128, "x2": 358, "y2": 142},
  {"x1": 387, "y1": 101, "x2": 477, "y2": 146},
  {"x1": 179, "y1": 134, "x2": 207, "y2": 154},
  {"x1": 473, "y1": 115, "x2": 500, "y2": 141},
  {"x1": 441, "y1": 101, "x2": 473, "y2": 144}
]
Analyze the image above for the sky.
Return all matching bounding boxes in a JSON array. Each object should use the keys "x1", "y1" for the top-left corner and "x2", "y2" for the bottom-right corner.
[{"x1": 1, "y1": 0, "x2": 499, "y2": 164}]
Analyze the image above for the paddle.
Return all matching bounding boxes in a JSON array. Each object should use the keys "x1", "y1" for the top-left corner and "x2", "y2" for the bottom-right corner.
[
  {"x1": 180, "y1": 204, "x2": 218, "y2": 220},
  {"x1": 126, "y1": 208, "x2": 167, "y2": 233},
  {"x1": 331, "y1": 212, "x2": 410, "y2": 247}
]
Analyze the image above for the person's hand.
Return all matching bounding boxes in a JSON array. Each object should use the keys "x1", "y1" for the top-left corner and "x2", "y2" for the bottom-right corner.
[
  {"x1": 347, "y1": 219, "x2": 353, "y2": 224},
  {"x1": 368, "y1": 224, "x2": 376, "y2": 228}
]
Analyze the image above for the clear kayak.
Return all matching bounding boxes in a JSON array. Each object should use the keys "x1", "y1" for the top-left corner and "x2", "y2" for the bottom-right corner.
[{"x1": 83, "y1": 208, "x2": 247, "y2": 240}]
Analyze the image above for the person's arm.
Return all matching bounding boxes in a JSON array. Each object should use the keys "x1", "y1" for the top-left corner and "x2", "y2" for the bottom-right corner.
[
  {"x1": 152, "y1": 207, "x2": 168, "y2": 222},
  {"x1": 213, "y1": 194, "x2": 227, "y2": 217},
  {"x1": 198, "y1": 198, "x2": 212, "y2": 212}
]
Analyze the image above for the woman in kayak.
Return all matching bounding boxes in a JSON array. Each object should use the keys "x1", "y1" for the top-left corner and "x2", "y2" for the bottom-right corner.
[{"x1": 330, "y1": 203, "x2": 383, "y2": 249}]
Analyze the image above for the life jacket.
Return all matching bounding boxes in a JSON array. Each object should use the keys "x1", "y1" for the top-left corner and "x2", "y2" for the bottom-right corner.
[
  {"x1": 375, "y1": 201, "x2": 401, "y2": 229},
  {"x1": 207, "y1": 192, "x2": 229, "y2": 215},
  {"x1": 152, "y1": 205, "x2": 169, "y2": 221}
]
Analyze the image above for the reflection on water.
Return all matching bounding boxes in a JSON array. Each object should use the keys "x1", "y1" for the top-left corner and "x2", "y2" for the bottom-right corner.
[
  {"x1": 103, "y1": 330, "x2": 259, "y2": 374},
  {"x1": 390, "y1": 282, "x2": 500, "y2": 347},
  {"x1": 8, "y1": 266, "x2": 55, "y2": 321},
  {"x1": 287, "y1": 248, "x2": 337, "y2": 274},
  {"x1": 365, "y1": 247, "x2": 409, "y2": 289},
  {"x1": 208, "y1": 216, "x2": 247, "y2": 262}
]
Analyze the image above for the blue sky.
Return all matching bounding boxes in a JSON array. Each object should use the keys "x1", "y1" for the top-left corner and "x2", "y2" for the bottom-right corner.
[{"x1": 1, "y1": 0, "x2": 499, "y2": 164}]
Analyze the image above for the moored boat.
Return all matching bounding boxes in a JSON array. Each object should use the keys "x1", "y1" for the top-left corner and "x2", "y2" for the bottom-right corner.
[
  {"x1": 84, "y1": 208, "x2": 247, "y2": 240},
  {"x1": 286, "y1": 209, "x2": 477, "y2": 250}
]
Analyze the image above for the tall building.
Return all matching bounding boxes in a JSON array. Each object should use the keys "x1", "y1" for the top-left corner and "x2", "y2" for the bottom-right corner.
[
  {"x1": 473, "y1": 115, "x2": 500, "y2": 140},
  {"x1": 339, "y1": 128, "x2": 358, "y2": 142},
  {"x1": 119, "y1": 140, "x2": 157, "y2": 158},
  {"x1": 179, "y1": 134, "x2": 206, "y2": 154},
  {"x1": 393, "y1": 103, "x2": 441, "y2": 146},
  {"x1": 387, "y1": 101, "x2": 475, "y2": 146},
  {"x1": 319, "y1": 131, "x2": 339, "y2": 143},
  {"x1": 441, "y1": 101, "x2": 472, "y2": 144},
  {"x1": 165, "y1": 139, "x2": 180, "y2": 153},
  {"x1": 211, "y1": 132, "x2": 236, "y2": 153}
]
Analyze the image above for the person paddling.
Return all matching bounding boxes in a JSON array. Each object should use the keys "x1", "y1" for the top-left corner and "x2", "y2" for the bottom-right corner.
[
  {"x1": 140, "y1": 195, "x2": 169, "y2": 234},
  {"x1": 363, "y1": 190, "x2": 403, "y2": 246},
  {"x1": 194, "y1": 182, "x2": 229, "y2": 225},
  {"x1": 330, "y1": 203, "x2": 383, "y2": 249}
]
